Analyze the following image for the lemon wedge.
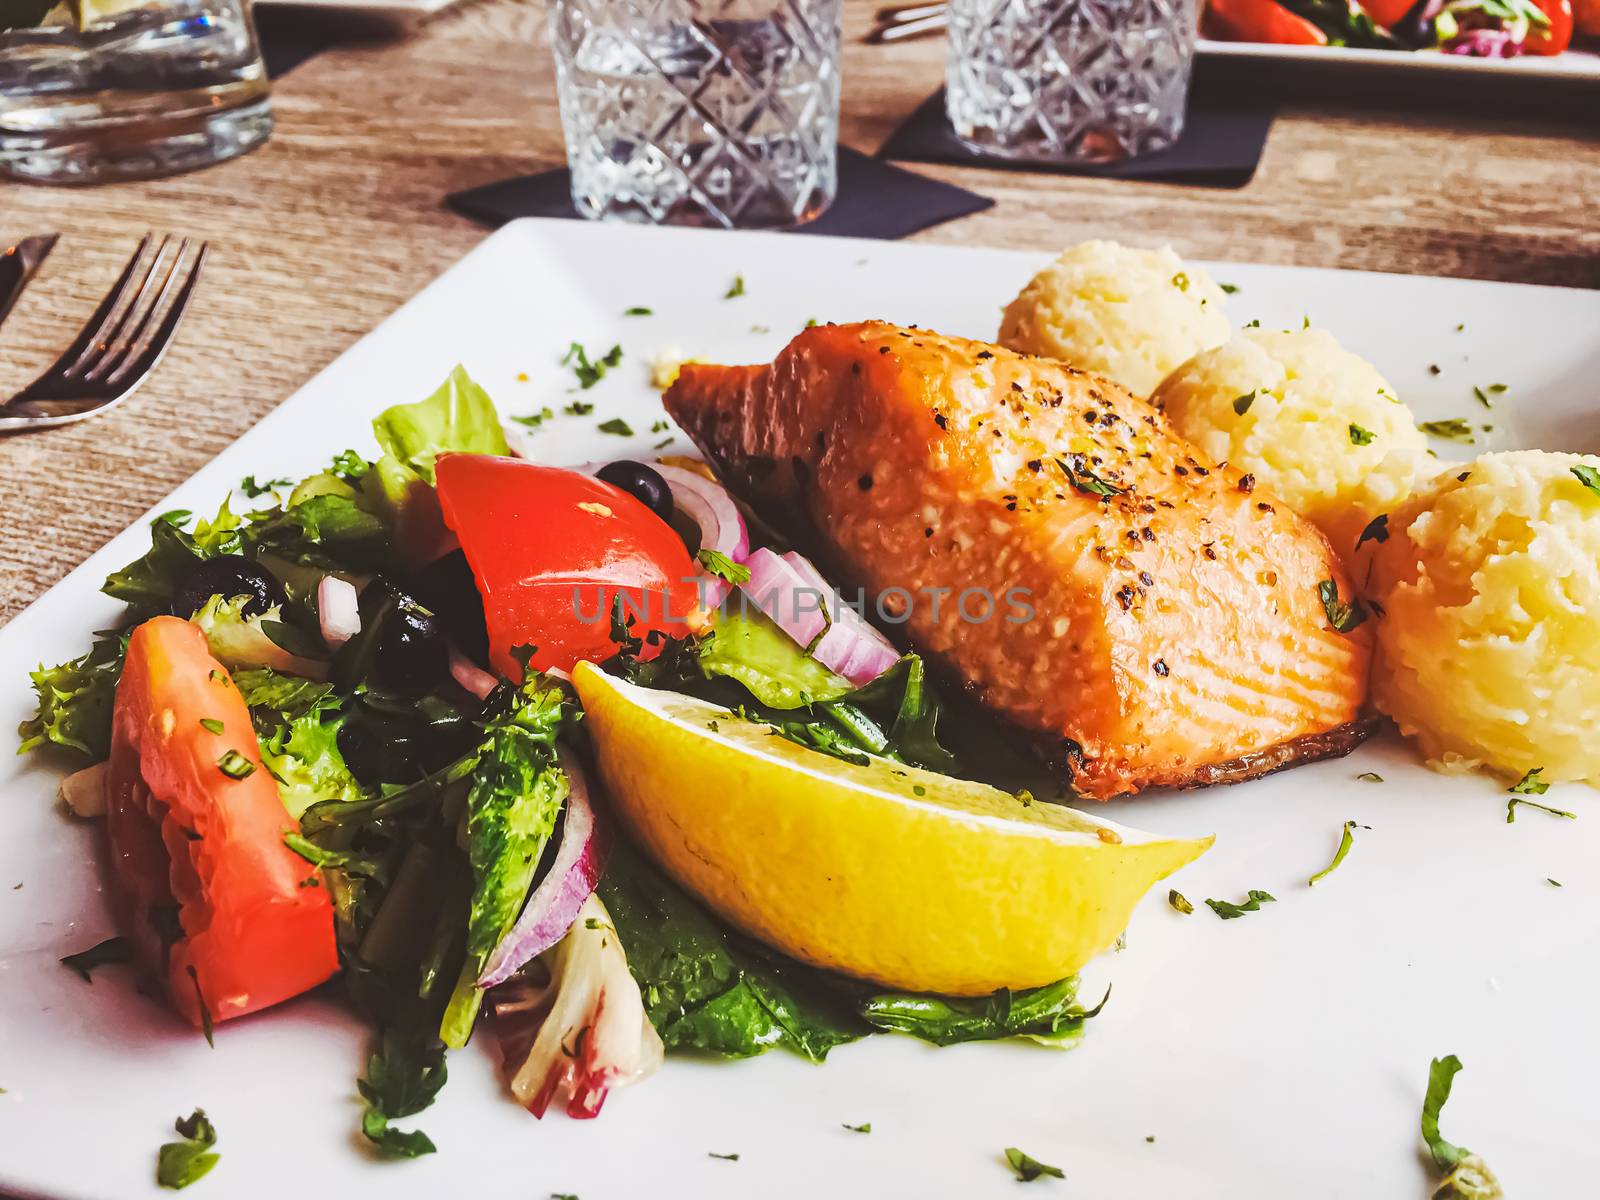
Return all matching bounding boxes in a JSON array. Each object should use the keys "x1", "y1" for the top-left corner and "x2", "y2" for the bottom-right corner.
[{"x1": 573, "y1": 662, "x2": 1213, "y2": 996}]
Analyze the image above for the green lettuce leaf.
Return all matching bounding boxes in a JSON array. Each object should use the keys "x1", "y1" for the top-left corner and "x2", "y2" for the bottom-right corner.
[
  {"x1": 190, "y1": 595, "x2": 328, "y2": 677},
  {"x1": 232, "y1": 668, "x2": 337, "y2": 725},
  {"x1": 248, "y1": 494, "x2": 390, "y2": 570},
  {"x1": 698, "y1": 609, "x2": 851, "y2": 709},
  {"x1": 18, "y1": 629, "x2": 127, "y2": 760},
  {"x1": 103, "y1": 502, "x2": 243, "y2": 618},
  {"x1": 598, "y1": 839, "x2": 868, "y2": 1062},
  {"x1": 261, "y1": 712, "x2": 366, "y2": 820},
  {"x1": 438, "y1": 673, "x2": 571, "y2": 1048}
]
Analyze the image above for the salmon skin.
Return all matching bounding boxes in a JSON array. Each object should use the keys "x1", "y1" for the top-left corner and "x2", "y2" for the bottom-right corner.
[{"x1": 665, "y1": 321, "x2": 1372, "y2": 800}]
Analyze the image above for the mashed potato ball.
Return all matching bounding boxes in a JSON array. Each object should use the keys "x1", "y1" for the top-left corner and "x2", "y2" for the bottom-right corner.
[
  {"x1": 1152, "y1": 327, "x2": 1432, "y2": 556},
  {"x1": 1368, "y1": 450, "x2": 1600, "y2": 786},
  {"x1": 998, "y1": 241, "x2": 1231, "y2": 396}
]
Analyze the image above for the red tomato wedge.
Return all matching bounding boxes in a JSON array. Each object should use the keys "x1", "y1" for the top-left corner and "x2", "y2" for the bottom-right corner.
[
  {"x1": 106, "y1": 617, "x2": 337, "y2": 1031},
  {"x1": 1205, "y1": 0, "x2": 1329, "y2": 43},
  {"x1": 435, "y1": 454, "x2": 701, "y2": 677},
  {"x1": 1525, "y1": 0, "x2": 1573, "y2": 53}
]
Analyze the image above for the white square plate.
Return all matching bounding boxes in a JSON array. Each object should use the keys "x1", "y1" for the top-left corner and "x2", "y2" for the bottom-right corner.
[
  {"x1": 1198, "y1": 37, "x2": 1600, "y2": 81},
  {"x1": 1, "y1": 220, "x2": 1597, "y2": 1200}
]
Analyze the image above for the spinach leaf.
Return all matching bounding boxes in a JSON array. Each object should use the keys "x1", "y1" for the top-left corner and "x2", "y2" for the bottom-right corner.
[{"x1": 599, "y1": 840, "x2": 868, "y2": 1061}]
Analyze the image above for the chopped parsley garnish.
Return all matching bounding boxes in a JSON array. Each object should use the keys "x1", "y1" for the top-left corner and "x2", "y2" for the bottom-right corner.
[
  {"x1": 1506, "y1": 796, "x2": 1576, "y2": 824},
  {"x1": 1244, "y1": 318, "x2": 1260, "y2": 328},
  {"x1": 708, "y1": 1151, "x2": 740, "y2": 1161},
  {"x1": 1308, "y1": 820, "x2": 1364, "y2": 886},
  {"x1": 511, "y1": 407, "x2": 555, "y2": 429},
  {"x1": 1418, "y1": 419, "x2": 1475, "y2": 444},
  {"x1": 597, "y1": 417, "x2": 634, "y2": 436},
  {"x1": 1318, "y1": 578, "x2": 1367, "y2": 633},
  {"x1": 654, "y1": 436, "x2": 674, "y2": 449},
  {"x1": 1004, "y1": 1147, "x2": 1064, "y2": 1182},
  {"x1": 804, "y1": 317, "x2": 818, "y2": 328},
  {"x1": 1570, "y1": 464, "x2": 1600, "y2": 498},
  {"x1": 156, "y1": 1109, "x2": 219, "y2": 1190},
  {"x1": 1348, "y1": 423, "x2": 1375, "y2": 446},
  {"x1": 1356, "y1": 514, "x2": 1389, "y2": 547},
  {"x1": 697, "y1": 548, "x2": 751, "y2": 584},
  {"x1": 1232, "y1": 391, "x2": 1257, "y2": 416},
  {"x1": 198, "y1": 718, "x2": 223, "y2": 735},
  {"x1": 650, "y1": 418, "x2": 670, "y2": 433},
  {"x1": 912, "y1": 785, "x2": 926, "y2": 796},
  {"x1": 562, "y1": 342, "x2": 622, "y2": 389},
  {"x1": 842, "y1": 1122, "x2": 871, "y2": 1134},
  {"x1": 1171, "y1": 272, "x2": 1190, "y2": 292},
  {"x1": 723, "y1": 275, "x2": 745, "y2": 299},
  {"x1": 1357, "y1": 771, "x2": 1384, "y2": 783},
  {"x1": 1055, "y1": 454, "x2": 1123, "y2": 498},
  {"x1": 60, "y1": 935, "x2": 133, "y2": 982},
  {"x1": 1509, "y1": 767, "x2": 1548, "y2": 795},
  {"x1": 562, "y1": 400, "x2": 594, "y2": 416},
  {"x1": 216, "y1": 750, "x2": 255, "y2": 780},
  {"x1": 1167, "y1": 889, "x2": 1193, "y2": 915},
  {"x1": 1220, "y1": 282, "x2": 1240, "y2": 294},
  {"x1": 1205, "y1": 889, "x2": 1275, "y2": 919},
  {"x1": 1548, "y1": 878, "x2": 1563, "y2": 888},
  {"x1": 239, "y1": 474, "x2": 290, "y2": 498},
  {"x1": 623, "y1": 306, "x2": 652, "y2": 316},
  {"x1": 1472, "y1": 385, "x2": 1497, "y2": 409}
]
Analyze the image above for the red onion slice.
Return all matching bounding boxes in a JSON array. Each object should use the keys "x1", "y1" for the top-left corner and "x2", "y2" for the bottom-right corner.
[
  {"x1": 316, "y1": 576, "x2": 361, "y2": 648},
  {"x1": 739, "y1": 549, "x2": 898, "y2": 686},
  {"x1": 648, "y1": 463, "x2": 749, "y2": 607},
  {"x1": 449, "y1": 650, "x2": 498, "y2": 701},
  {"x1": 477, "y1": 749, "x2": 609, "y2": 988},
  {"x1": 739, "y1": 547, "x2": 830, "y2": 648}
]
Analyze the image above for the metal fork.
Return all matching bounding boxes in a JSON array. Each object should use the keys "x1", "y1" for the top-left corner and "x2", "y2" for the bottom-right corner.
[{"x1": 0, "y1": 234, "x2": 207, "y2": 433}]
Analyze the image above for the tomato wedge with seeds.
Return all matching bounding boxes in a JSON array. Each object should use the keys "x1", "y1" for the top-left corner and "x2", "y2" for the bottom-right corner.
[
  {"x1": 106, "y1": 617, "x2": 337, "y2": 1030},
  {"x1": 435, "y1": 454, "x2": 702, "y2": 677}
]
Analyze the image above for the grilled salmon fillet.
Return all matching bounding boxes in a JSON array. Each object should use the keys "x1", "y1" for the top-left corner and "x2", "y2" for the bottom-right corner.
[{"x1": 665, "y1": 322, "x2": 1372, "y2": 800}]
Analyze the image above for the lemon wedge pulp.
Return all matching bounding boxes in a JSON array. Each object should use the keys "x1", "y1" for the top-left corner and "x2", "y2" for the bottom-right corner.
[{"x1": 573, "y1": 662, "x2": 1213, "y2": 996}]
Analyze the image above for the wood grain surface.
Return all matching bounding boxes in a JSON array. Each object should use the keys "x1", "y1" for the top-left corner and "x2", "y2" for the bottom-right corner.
[{"x1": 1, "y1": 0, "x2": 1596, "y2": 624}]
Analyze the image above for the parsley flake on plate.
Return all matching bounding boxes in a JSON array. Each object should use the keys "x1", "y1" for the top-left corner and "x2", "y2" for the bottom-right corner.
[
  {"x1": 1418, "y1": 418, "x2": 1475, "y2": 444},
  {"x1": 512, "y1": 406, "x2": 555, "y2": 429},
  {"x1": 723, "y1": 275, "x2": 745, "y2": 299},
  {"x1": 1506, "y1": 796, "x2": 1576, "y2": 824},
  {"x1": 697, "y1": 548, "x2": 751, "y2": 584},
  {"x1": 708, "y1": 1151, "x2": 740, "y2": 1161},
  {"x1": 597, "y1": 417, "x2": 634, "y2": 437},
  {"x1": 1167, "y1": 889, "x2": 1193, "y2": 915},
  {"x1": 1220, "y1": 282, "x2": 1240, "y2": 294},
  {"x1": 59, "y1": 935, "x2": 133, "y2": 982},
  {"x1": 1004, "y1": 1147, "x2": 1064, "y2": 1182},
  {"x1": 623, "y1": 305, "x2": 652, "y2": 316},
  {"x1": 842, "y1": 1122, "x2": 871, "y2": 1134},
  {"x1": 563, "y1": 342, "x2": 622, "y2": 389},
  {"x1": 156, "y1": 1109, "x2": 219, "y2": 1190},
  {"x1": 1308, "y1": 820, "x2": 1367, "y2": 887},
  {"x1": 1509, "y1": 767, "x2": 1548, "y2": 795},
  {"x1": 1357, "y1": 771, "x2": 1384, "y2": 783},
  {"x1": 1205, "y1": 890, "x2": 1275, "y2": 919},
  {"x1": 562, "y1": 400, "x2": 594, "y2": 416}
]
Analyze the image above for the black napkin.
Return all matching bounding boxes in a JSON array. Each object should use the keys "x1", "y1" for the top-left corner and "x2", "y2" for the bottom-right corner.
[
  {"x1": 445, "y1": 147, "x2": 994, "y2": 239},
  {"x1": 878, "y1": 63, "x2": 1276, "y2": 189},
  {"x1": 255, "y1": 9, "x2": 384, "y2": 79}
]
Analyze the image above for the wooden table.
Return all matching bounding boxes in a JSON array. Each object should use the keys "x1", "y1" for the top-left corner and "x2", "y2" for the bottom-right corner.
[{"x1": 1, "y1": 0, "x2": 1596, "y2": 624}]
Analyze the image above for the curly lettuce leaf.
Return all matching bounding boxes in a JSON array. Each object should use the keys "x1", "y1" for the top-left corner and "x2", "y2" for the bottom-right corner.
[
  {"x1": 190, "y1": 595, "x2": 328, "y2": 677},
  {"x1": 261, "y1": 711, "x2": 366, "y2": 820},
  {"x1": 18, "y1": 630, "x2": 127, "y2": 760},
  {"x1": 698, "y1": 609, "x2": 851, "y2": 709},
  {"x1": 102, "y1": 503, "x2": 243, "y2": 618}
]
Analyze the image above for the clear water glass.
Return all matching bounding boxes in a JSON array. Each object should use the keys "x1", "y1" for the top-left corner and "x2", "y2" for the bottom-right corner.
[
  {"x1": 0, "y1": 0, "x2": 270, "y2": 185},
  {"x1": 549, "y1": 0, "x2": 842, "y2": 230},
  {"x1": 946, "y1": 0, "x2": 1196, "y2": 164}
]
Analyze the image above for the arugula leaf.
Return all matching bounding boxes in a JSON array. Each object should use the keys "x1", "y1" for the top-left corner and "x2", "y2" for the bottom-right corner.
[
  {"x1": 1205, "y1": 889, "x2": 1276, "y2": 919},
  {"x1": 156, "y1": 1109, "x2": 219, "y2": 1190},
  {"x1": 60, "y1": 935, "x2": 133, "y2": 982},
  {"x1": 859, "y1": 976, "x2": 1105, "y2": 1048},
  {"x1": 1308, "y1": 820, "x2": 1361, "y2": 886},
  {"x1": 18, "y1": 628, "x2": 127, "y2": 759},
  {"x1": 697, "y1": 548, "x2": 751, "y2": 584},
  {"x1": 1004, "y1": 1147, "x2": 1064, "y2": 1182},
  {"x1": 598, "y1": 839, "x2": 868, "y2": 1062},
  {"x1": 1571, "y1": 464, "x2": 1600, "y2": 499},
  {"x1": 357, "y1": 1031, "x2": 446, "y2": 1159},
  {"x1": 1318, "y1": 578, "x2": 1367, "y2": 633},
  {"x1": 438, "y1": 675, "x2": 571, "y2": 1048}
]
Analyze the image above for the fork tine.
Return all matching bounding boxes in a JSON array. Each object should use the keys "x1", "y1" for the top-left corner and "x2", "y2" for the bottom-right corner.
[
  {"x1": 90, "y1": 238, "x2": 190, "y2": 384},
  {"x1": 74, "y1": 236, "x2": 176, "y2": 382},
  {"x1": 49, "y1": 234, "x2": 154, "y2": 379},
  {"x1": 104, "y1": 242, "x2": 207, "y2": 391}
]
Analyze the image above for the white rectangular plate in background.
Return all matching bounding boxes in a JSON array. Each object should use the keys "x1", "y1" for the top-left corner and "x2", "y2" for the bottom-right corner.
[
  {"x1": 1199, "y1": 37, "x2": 1600, "y2": 81},
  {"x1": 1, "y1": 220, "x2": 1597, "y2": 1200}
]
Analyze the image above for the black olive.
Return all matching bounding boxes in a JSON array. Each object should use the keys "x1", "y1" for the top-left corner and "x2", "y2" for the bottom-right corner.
[
  {"x1": 171, "y1": 555, "x2": 289, "y2": 619},
  {"x1": 596, "y1": 460, "x2": 673, "y2": 523},
  {"x1": 336, "y1": 692, "x2": 477, "y2": 787},
  {"x1": 407, "y1": 550, "x2": 489, "y2": 665},
  {"x1": 357, "y1": 577, "x2": 449, "y2": 695}
]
